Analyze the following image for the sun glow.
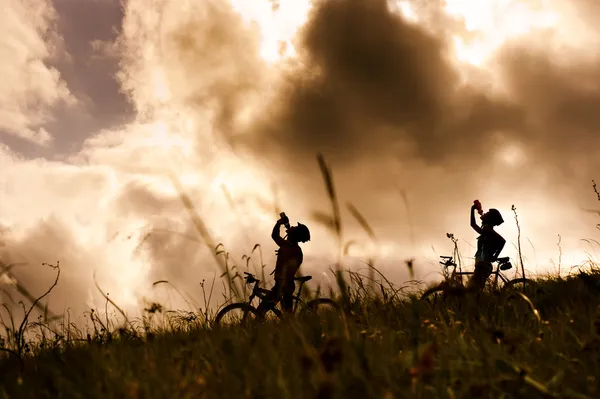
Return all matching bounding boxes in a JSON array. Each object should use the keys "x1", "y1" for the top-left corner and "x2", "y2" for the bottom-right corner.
[
  {"x1": 444, "y1": 0, "x2": 560, "y2": 66},
  {"x1": 497, "y1": 142, "x2": 525, "y2": 167},
  {"x1": 230, "y1": 0, "x2": 313, "y2": 64},
  {"x1": 232, "y1": 0, "x2": 564, "y2": 69}
]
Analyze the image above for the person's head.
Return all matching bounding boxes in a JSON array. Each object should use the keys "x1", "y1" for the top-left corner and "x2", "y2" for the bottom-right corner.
[
  {"x1": 288, "y1": 223, "x2": 311, "y2": 243},
  {"x1": 481, "y1": 208, "x2": 504, "y2": 227}
]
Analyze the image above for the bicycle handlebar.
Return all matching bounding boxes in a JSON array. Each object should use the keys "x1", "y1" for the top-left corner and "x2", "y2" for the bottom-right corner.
[{"x1": 244, "y1": 272, "x2": 259, "y2": 285}]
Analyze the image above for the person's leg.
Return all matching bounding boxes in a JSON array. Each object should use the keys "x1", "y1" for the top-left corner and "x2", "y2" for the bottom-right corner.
[
  {"x1": 468, "y1": 261, "x2": 493, "y2": 292},
  {"x1": 256, "y1": 284, "x2": 279, "y2": 316},
  {"x1": 281, "y1": 282, "x2": 295, "y2": 314}
]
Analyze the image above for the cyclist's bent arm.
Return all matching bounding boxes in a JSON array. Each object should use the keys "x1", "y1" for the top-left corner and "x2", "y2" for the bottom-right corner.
[
  {"x1": 470, "y1": 206, "x2": 483, "y2": 234},
  {"x1": 272, "y1": 221, "x2": 286, "y2": 247},
  {"x1": 492, "y1": 235, "x2": 506, "y2": 261}
]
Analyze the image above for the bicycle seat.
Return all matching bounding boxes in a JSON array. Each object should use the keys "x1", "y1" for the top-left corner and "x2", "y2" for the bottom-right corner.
[
  {"x1": 294, "y1": 276, "x2": 312, "y2": 282},
  {"x1": 499, "y1": 262, "x2": 513, "y2": 271},
  {"x1": 496, "y1": 257, "x2": 510, "y2": 263}
]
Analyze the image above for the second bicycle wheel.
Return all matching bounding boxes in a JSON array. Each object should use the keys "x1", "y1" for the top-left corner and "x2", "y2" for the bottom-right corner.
[
  {"x1": 299, "y1": 298, "x2": 341, "y2": 327},
  {"x1": 301, "y1": 298, "x2": 340, "y2": 315}
]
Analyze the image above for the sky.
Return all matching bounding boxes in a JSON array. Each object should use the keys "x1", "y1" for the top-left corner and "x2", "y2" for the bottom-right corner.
[{"x1": 1, "y1": 0, "x2": 600, "y2": 322}]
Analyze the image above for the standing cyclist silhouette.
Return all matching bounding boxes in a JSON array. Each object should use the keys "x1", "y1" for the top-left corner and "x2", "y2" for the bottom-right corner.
[
  {"x1": 257, "y1": 212, "x2": 311, "y2": 315},
  {"x1": 468, "y1": 201, "x2": 506, "y2": 292}
]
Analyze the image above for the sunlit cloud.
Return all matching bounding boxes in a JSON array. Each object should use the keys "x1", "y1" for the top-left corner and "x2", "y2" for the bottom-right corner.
[
  {"x1": 445, "y1": 0, "x2": 560, "y2": 66},
  {"x1": 230, "y1": 0, "x2": 312, "y2": 63}
]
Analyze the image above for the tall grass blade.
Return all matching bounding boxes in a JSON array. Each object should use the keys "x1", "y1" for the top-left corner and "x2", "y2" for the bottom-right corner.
[
  {"x1": 317, "y1": 153, "x2": 343, "y2": 269},
  {"x1": 167, "y1": 172, "x2": 242, "y2": 301},
  {"x1": 347, "y1": 202, "x2": 377, "y2": 292}
]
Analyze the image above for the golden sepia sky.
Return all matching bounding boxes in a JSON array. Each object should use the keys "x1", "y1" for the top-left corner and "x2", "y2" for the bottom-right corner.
[{"x1": 1, "y1": 0, "x2": 600, "y2": 318}]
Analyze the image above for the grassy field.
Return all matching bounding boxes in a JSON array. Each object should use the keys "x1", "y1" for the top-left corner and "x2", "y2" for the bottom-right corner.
[
  {"x1": 1, "y1": 160, "x2": 600, "y2": 398},
  {"x1": 1, "y1": 265, "x2": 600, "y2": 399}
]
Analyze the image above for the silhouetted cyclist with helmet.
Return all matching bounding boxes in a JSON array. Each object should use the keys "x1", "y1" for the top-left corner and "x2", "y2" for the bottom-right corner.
[
  {"x1": 257, "y1": 212, "x2": 311, "y2": 315},
  {"x1": 469, "y1": 201, "x2": 506, "y2": 292}
]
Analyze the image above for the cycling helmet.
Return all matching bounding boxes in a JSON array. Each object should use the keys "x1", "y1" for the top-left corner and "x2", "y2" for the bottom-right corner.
[
  {"x1": 294, "y1": 223, "x2": 311, "y2": 243},
  {"x1": 487, "y1": 208, "x2": 504, "y2": 226}
]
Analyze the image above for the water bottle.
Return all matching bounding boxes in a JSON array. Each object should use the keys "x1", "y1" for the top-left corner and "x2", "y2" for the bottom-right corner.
[
  {"x1": 279, "y1": 212, "x2": 291, "y2": 230},
  {"x1": 474, "y1": 200, "x2": 483, "y2": 216}
]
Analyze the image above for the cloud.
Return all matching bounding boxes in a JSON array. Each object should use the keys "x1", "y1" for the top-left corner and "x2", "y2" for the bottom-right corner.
[
  {"x1": 232, "y1": 0, "x2": 524, "y2": 172},
  {"x1": 115, "y1": 0, "x2": 270, "y2": 164},
  {"x1": 0, "y1": 0, "x2": 74, "y2": 145},
  {"x1": 497, "y1": 44, "x2": 600, "y2": 166},
  {"x1": 2, "y1": 0, "x2": 600, "y2": 326}
]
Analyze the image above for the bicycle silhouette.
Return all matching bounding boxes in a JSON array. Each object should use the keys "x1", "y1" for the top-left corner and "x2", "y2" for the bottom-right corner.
[
  {"x1": 421, "y1": 255, "x2": 537, "y2": 302},
  {"x1": 214, "y1": 272, "x2": 340, "y2": 327}
]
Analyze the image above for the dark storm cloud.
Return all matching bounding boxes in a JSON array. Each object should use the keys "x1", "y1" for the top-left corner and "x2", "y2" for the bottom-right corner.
[
  {"x1": 238, "y1": 0, "x2": 524, "y2": 169},
  {"x1": 496, "y1": 43, "x2": 600, "y2": 177}
]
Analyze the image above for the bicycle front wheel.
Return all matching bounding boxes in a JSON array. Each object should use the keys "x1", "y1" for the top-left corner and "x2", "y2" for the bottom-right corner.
[
  {"x1": 420, "y1": 285, "x2": 445, "y2": 303},
  {"x1": 502, "y1": 278, "x2": 538, "y2": 293},
  {"x1": 421, "y1": 282, "x2": 469, "y2": 303},
  {"x1": 214, "y1": 303, "x2": 261, "y2": 327},
  {"x1": 301, "y1": 298, "x2": 340, "y2": 315}
]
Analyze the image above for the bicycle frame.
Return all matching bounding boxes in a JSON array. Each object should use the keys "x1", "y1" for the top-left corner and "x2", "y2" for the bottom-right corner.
[
  {"x1": 441, "y1": 256, "x2": 513, "y2": 290},
  {"x1": 291, "y1": 281, "x2": 311, "y2": 313},
  {"x1": 243, "y1": 272, "x2": 311, "y2": 312}
]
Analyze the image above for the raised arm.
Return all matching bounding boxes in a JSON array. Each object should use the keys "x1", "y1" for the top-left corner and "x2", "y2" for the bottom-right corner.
[
  {"x1": 271, "y1": 220, "x2": 286, "y2": 247},
  {"x1": 470, "y1": 205, "x2": 483, "y2": 234}
]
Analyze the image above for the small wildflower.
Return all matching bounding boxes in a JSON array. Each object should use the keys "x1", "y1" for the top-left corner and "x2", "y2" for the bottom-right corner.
[
  {"x1": 300, "y1": 355, "x2": 314, "y2": 372},
  {"x1": 408, "y1": 342, "x2": 439, "y2": 382},
  {"x1": 195, "y1": 376, "x2": 206, "y2": 386},
  {"x1": 128, "y1": 380, "x2": 139, "y2": 397},
  {"x1": 320, "y1": 338, "x2": 343, "y2": 374},
  {"x1": 490, "y1": 329, "x2": 505, "y2": 344}
]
